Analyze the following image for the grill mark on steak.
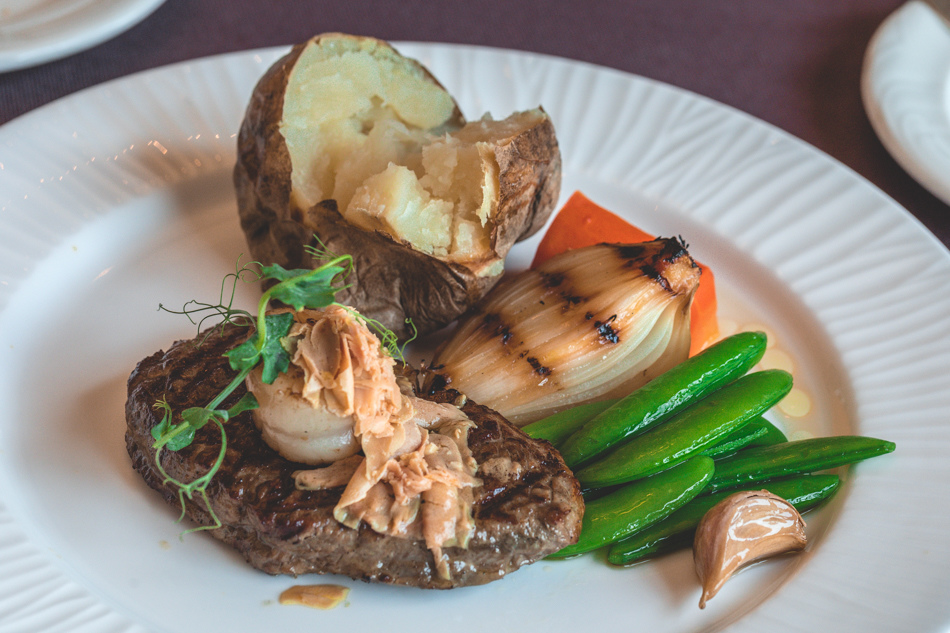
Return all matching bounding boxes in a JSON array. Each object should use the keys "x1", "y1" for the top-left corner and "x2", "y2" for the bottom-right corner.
[{"x1": 125, "y1": 325, "x2": 583, "y2": 589}]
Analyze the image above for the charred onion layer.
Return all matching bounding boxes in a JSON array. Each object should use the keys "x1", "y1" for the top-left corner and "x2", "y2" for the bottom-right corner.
[{"x1": 428, "y1": 238, "x2": 700, "y2": 425}]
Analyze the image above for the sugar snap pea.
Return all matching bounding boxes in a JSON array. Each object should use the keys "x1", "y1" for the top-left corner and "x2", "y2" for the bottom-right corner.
[
  {"x1": 522, "y1": 398, "x2": 619, "y2": 447},
  {"x1": 706, "y1": 435, "x2": 896, "y2": 494},
  {"x1": 702, "y1": 416, "x2": 785, "y2": 459},
  {"x1": 701, "y1": 419, "x2": 769, "y2": 459},
  {"x1": 745, "y1": 416, "x2": 788, "y2": 447},
  {"x1": 576, "y1": 369, "x2": 793, "y2": 488},
  {"x1": 559, "y1": 331, "x2": 768, "y2": 468},
  {"x1": 606, "y1": 474, "x2": 840, "y2": 566},
  {"x1": 550, "y1": 455, "x2": 715, "y2": 559}
]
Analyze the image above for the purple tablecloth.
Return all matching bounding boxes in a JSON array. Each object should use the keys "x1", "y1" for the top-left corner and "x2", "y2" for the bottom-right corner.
[{"x1": 1, "y1": 0, "x2": 945, "y2": 246}]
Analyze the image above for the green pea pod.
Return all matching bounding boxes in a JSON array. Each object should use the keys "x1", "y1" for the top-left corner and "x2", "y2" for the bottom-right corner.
[
  {"x1": 559, "y1": 331, "x2": 768, "y2": 468},
  {"x1": 702, "y1": 416, "x2": 784, "y2": 459},
  {"x1": 606, "y1": 473, "x2": 840, "y2": 566},
  {"x1": 706, "y1": 435, "x2": 896, "y2": 494},
  {"x1": 702, "y1": 419, "x2": 769, "y2": 459},
  {"x1": 522, "y1": 398, "x2": 619, "y2": 447},
  {"x1": 745, "y1": 417, "x2": 788, "y2": 447},
  {"x1": 576, "y1": 369, "x2": 793, "y2": 488},
  {"x1": 551, "y1": 455, "x2": 715, "y2": 559}
]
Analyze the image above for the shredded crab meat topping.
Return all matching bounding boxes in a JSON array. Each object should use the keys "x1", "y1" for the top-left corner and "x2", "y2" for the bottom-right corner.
[
  {"x1": 248, "y1": 306, "x2": 479, "y2": 580},
  {"x1": 290, "y1": 305, "x2": 404, "y2": 434}
]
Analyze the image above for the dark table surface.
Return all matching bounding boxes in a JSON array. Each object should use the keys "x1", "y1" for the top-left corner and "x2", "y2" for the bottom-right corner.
[{"x1": 1, "y1": 0, "x2": 946, "y2": 248}]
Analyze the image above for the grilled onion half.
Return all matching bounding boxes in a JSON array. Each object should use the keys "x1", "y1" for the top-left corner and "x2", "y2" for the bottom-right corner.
[{"x1": 426, "y1": 238, "x2": 701, "y2": 426}]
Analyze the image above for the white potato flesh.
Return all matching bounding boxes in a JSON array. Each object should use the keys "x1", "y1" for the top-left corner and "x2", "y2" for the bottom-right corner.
[
  {"x1": 281, "y1": 36, "x2": 456, "y2": 212},
  {"x1": 279, "y1": 35, "x2": 546, "y2": 264},
  {"x1": 347, "y1": 164, "x2": 455, "y2": 256}
]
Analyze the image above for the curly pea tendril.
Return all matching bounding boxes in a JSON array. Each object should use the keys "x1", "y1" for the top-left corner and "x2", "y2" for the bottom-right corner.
[{"x1": 150, "y1": 243, "x2": 414, "y2": 535}]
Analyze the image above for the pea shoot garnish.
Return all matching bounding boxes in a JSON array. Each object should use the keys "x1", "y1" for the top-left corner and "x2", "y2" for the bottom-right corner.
[{"x1": 150, "y1": 245, "x2": 411, "y2": 534}]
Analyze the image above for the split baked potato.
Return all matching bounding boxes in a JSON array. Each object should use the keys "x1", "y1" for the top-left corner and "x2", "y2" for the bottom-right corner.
[{"x1": 235, "y1": 34, "x2": 561, "y2": 338}]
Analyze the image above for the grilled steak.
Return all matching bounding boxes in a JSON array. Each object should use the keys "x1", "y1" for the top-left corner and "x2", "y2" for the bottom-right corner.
[{"x1": 125, "y1": 325, "x2": 583, "y2": 589}]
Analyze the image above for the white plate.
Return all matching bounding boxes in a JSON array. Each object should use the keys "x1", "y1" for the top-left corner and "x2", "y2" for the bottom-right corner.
[
  {"x1": 1, "y1": 43, "x2": 949, "y2": 633},
  {"x1": 0, "y1": 0, "x2": 165, "y2": 72},
  {"x1": 863, "y1": 0, "x2": 950, "y2": 205}
]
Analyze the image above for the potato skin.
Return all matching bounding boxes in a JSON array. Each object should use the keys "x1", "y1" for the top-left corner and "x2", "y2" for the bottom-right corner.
[
  {"x1": 234, "y1": 34, "x2": 561, "y2": 339},
  {"x1": 491, "y1": 114, "x2": 562, "y2": 247},
  {"x1": 297, "y1": 200, "x2": 501, "y2": 338},
  {"x1": 234, "y1": 44, "x2": 301, "y2": 269}
]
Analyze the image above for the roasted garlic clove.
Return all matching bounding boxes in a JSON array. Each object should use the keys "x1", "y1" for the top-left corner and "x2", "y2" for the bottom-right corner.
[{"x1": 693, "y1": 490, "x2": 807, "y2": 609}]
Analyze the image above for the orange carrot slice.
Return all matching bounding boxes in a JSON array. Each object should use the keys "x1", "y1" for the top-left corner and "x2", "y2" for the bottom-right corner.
[{"x1": 532, "y1": 191, "x2": 719, "y2": 355}]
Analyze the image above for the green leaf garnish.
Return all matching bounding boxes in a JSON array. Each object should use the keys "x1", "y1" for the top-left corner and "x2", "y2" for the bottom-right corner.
[
  {"x1": 261, "y1": 263, "x2": 345, "y2": 311},
  {"x1": 258, "y1": 311, "x2": 295, "y2": 383},
  {"x1": 161, "y1": 425, "x2": 198, "y2": 452},
  {"x1": 150, "y1": 398, "x2": 175, "y2": 443},
  {"x1": 224, "y1": 336, "x2": 261, "y2": 373},
  {"x1": 181, "y1": 406, "x2": 220, "y2": 430},
  {"x1": 226, "y1": 392, "x2": 259, "y2": 418},
  {"x1": 158, "y1": 257, "x2": 259, "y2": 343},
  {"x1": 148, "y1": 242, "x2": 407, "y2": 535}
]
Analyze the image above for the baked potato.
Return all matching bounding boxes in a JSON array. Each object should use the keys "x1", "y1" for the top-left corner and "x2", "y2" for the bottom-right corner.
[{"x1": 235, "y1": 33, "x2": 561, "y2": 338}]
